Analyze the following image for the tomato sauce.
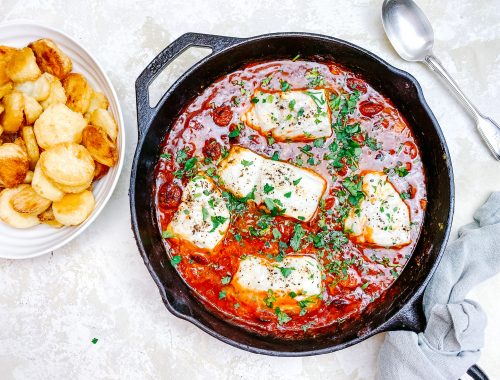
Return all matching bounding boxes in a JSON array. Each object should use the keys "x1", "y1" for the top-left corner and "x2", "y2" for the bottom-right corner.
[{"x1": 154, "y1": 59, "x2": 426, "y2": 338}]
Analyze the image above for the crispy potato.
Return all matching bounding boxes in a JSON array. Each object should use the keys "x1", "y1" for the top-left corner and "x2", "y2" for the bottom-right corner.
[
  {"x1": 0, "y1": 46, "x2": 16, "y2": 85},
  {"x1": 54, "y1": 180, "x2": 92, "y2": 194},
  {"x1": 40, "y1": 74, "x2": 66, "y2": 109},
  {"x1": 21, "y1": 126, "x2": 40, "y2": 170},
  {"x1": 23, "y1": 94, "x2": 43, "y2": 124},
  {"x1": 23, "y1": 170, "x2": 34, "y2": 184},
  {"x1": 14, "y1": 137, "x2": 27, "y2": 153},
  {"x1": 62, "y1": 73, "x2": 92, "y2": 114},
  {"x1": 82, "y1": 124, "x2": 118, "y2": 167},
  {"x1": 34, "y1": 103, "x2": 87, "y2": 149},
  {"x1": 88, "y1": 108, "x2": 118, "y2": 141},
  {"x1": 0, "y1": 143, "x2": 29, "y2": 188},
  {"x1": 1, "y1": 91, "x2": 24, "y2": 133},
  {"x1": 28, "y1": 39, "x2": 72, "y2": 79},
  {"x1": 0, "y1": 82, "x2": 13, "y2": 99},
  {"x1": 0, "y1": 104, "x2": 3, "y2": 116},
  {"x1": 14, "y1": 73, "x2": 51, "y2": 101},
  {"x1": 39, "y1": 142, "x2": 94, "y2": 187},
  {"x1": 37, "y1": 207, "x2": 63, "y2": 228},
  {"x1": 0, "y1": 186, "x2": 40, "y2": 228},
  {"x1": 6, "y1": 47, "x2": 41, "y2": 83},
  {"x1": 93, "y1": 161, "x2": 109, "y2": 180},
  {"x1": 52, "y1": 190, "x2": 95, "y2": 226},
  {"x1": 86, "y1": 91, "x2": 109, "y2": 115},
  {"x1": 11, "y1": 184, "x2": 51, "y2": 214},
  {"x1": 32, "y1": 162, "x2": 64, "y2": 202}
]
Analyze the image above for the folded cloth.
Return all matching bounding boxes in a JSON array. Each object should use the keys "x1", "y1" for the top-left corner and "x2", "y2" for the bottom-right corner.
[{"x1": 377, "y1": 192, "x2": 500, "y2": 380}]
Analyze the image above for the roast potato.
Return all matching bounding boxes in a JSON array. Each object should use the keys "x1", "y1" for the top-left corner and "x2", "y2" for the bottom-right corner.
[
  {"x1": 21, "y1": 126, "x2": 40, "y2": 170},
  {"x1": 52, "y1": 190, "x2": 95, "y2": 226},
  {"x1": 86, "y1": 91, "x2": 109, "y2": 115},
  {"x1": 37, "y1": 207, "x2": 63, "y2": 228},
  {"x1": 31, "y1": 162, "x2": 64, "y2": 202},
  {"x1": 28, "y1": 39, "x2": 72, "y2": 79},
  {"x1": 0, "y1": 185, "x2": 40, "y2": 228},
  {"x1": 34, "y1": 103, "x2": 87, "y2": 149},
  {"x1": 40, "y1": 74, "x2": 67, "y2": 109},
  {"x1": 10, "y1": 184, "x2": 51, "y2": 214},
  {"x1": 39, "y1": 142, "x2": 95, "y2": 187},
  {"x1": 62, "y1": 73, "x2": 92, "y2": 114},
  {"x1": 5, "y1": 47, "x2": 41, "y2": 83},
  {"x1": 0, "y1": 142, "x2": 29, "y2": 188},
  {"x1": 23, "y1": 93, "x2": 43, "y2": 125},
  {"x1": 14, "y1": 73, "x2": 51, "y2": 101},
  {"x1": 82, "y1": 124, "x2": 118, "y2": 167},
  {"x1": 1, "y1": 91, "x2": 24, "y2": 133},
  {"x1": 88, "y1": 108, "x2": 118, "y2": 141}
]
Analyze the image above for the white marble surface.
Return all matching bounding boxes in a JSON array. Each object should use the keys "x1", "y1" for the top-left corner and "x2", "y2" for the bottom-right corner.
[{"x1": 1, "y1": 0, "x2": 499, "y2": 378}]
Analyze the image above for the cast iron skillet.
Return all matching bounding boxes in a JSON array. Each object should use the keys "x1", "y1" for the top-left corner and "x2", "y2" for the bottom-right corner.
[{"x1": 130, "y1": 32, "x2": 486, "y2": 379}]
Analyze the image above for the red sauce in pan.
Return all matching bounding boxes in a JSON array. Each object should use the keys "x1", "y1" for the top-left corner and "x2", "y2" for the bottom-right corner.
[{"x1": 154, "y1": 59, "x2": 426, "y2": 338}]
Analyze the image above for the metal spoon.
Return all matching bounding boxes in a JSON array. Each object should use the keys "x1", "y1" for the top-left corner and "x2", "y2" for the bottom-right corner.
[{"x1": 382, "y1": 0, "x2": 500, "y2": 160}]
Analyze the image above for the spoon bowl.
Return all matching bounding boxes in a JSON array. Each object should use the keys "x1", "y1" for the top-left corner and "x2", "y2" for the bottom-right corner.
[{"x1": 382, "y1": 0, "x2": 434, "y2": 61}]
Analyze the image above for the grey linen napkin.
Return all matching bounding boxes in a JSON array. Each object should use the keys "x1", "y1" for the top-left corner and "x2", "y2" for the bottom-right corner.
[{"x1": 377, "y1": 192, "x2": 500, "y2": 380}]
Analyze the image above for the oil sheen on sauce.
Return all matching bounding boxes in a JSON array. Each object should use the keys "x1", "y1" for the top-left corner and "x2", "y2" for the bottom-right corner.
[{"x1": 154, "y1": 59, "x2": 426, "y2": 338}]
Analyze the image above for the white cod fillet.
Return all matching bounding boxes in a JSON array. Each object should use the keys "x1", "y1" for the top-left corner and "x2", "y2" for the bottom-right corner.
[
  {"x1": 232, "y1": 255, "x2": 322, "y2": 308},
  {"x1": 218, "y1": 146, "x2": 326, "y2": 221},
  {"x1": 344, "y1": 171, "x2": 411, "y2": 247},
  {"x1": 242, "y1": 89, "x2": 332, "y2": 141},
  {"x1": 166, "y1": 175, "x2": 230, "y2": 250}
]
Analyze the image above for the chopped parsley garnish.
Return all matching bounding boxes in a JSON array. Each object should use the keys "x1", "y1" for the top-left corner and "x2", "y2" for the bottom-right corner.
[
  {"x1": 264, "y1": 289, "x2": 276, "y2": 308},
  {"x1": 280, "y1": 79, "x2": 291, "y2": 92},
  {"x1": 275, "y1": 307, "x2": 292, "y2": 325},
  {"x1": 278, "y1": 267, "x2": 295, "y2": 278},
  {"x1": 290, "y1": 223, "x2": 305, "y2": 251},
  {"x1": 219, "y1": 290, "x2": 227, "y2": 299},
  {"x1": 271, "y1": 151, "x2": 280, "y2": 161},
  {"x1": 292, "y1": 54, "x2": 300, "y2": 61},
  {"x1": 251, "y1": 97, "x2": 259, "y2": 103},
  {"x1": 289, "y1": 99, "x2": 296, "y2": 110},
  {"x1": 175, "y1": 149, "x2": 188, "y2": 163},
  {"x1": 201, "y1": 206, "x2": 209, "y2": 221},
  {"x1": 313, "y1": 138, "x2": 325, "y2": 148},
  {"x1": 261, "y1": 75, "x2": 273, "y2": 87},
  {"x1": 170, "y1": 255, "x2": 182, "y2": 266},
  {"x1": 160, "y1": 153, "x2": 172, "y2": 159},
  {"x1": 342, "y1": 175, "x2": 364, "y2": 206},
  {"x1": 284, "y1": 191, "x2": 292, "y2": 198},
  {"x1": 297, "y1": 107, "x2": 305, "y2": 117},
  {"x1": 365, "y1": 135, "x2": 379, "y2": 150},
  {"x1": 162, "y1": 230, "x2": 175, "y2": 239},
  {"x1": 394, "y1": 164, "x2": 410, "y2": 177},
  {"x1": 272, "y1": 228, "x2": 282, "y2": 239},
  {"x1": 293, "y1": 177, "x2": 302, "y2": 186},
  {"x1": 306, "y1": 68, "x2": 325, "y2": 88},
  {"x1": 241, "y1": 159, "x2": 253, "y2": 167},
  {"x1": 91, "y1": 338, "x2": 98, "y2": 344},
  {"x1": 210, "y1": 216, "x2": 228, "y2": 232},
  {"x1": 263, "y1": 183, "x2": 274, "y2": 194},
  {"x1": 221, "y1": 276, "x2": 232, "y2": 285}
]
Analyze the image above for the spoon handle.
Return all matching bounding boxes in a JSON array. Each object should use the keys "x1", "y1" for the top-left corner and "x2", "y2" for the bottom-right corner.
[{"x1": 424, "y1": 54, "x2": 500, "y2": 160}]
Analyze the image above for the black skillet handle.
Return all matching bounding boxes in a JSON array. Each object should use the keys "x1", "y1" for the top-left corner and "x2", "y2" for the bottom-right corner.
[
  {"x1": 386, "y1": 294, "x2": 488, "y2": 379},
  {"x1": 135, "y1": 32, "x2": 243, "y2": 138}
]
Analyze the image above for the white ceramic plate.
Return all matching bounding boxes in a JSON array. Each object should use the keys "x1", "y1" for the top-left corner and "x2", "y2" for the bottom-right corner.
[{"x1": 0, "y1": 22, "x2": 125, "y2": 259}]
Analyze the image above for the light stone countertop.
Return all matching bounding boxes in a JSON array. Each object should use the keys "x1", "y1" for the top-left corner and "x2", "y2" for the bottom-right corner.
[{"x1": 1, "y1": 0, "x2": 499, "y2": 378}]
